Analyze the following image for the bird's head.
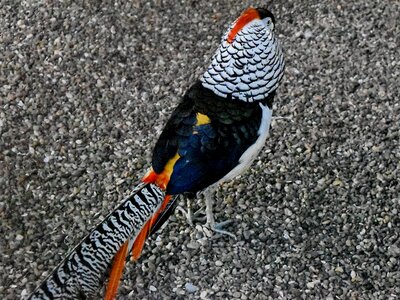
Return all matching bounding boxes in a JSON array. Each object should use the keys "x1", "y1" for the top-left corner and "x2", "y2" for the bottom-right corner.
[{"x1": 201, "y1": 7, "x2": 285, "y2": 102}]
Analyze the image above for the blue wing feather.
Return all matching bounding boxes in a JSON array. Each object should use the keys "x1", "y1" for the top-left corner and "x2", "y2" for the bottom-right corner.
[
  {"x1": 167, "y1": 123, "x2": 247, "y2": 194},
  {"x1": 148, "y1": 81, "x2": 274, "y2": 236},
  {"x1": 152, "y1": 81, "x2": 271, "y2": 195}
]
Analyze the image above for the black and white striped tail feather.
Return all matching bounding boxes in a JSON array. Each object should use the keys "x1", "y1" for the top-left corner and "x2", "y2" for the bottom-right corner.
[{"x1": 27, "y1": 183, "x2": 165, "y2": 300}]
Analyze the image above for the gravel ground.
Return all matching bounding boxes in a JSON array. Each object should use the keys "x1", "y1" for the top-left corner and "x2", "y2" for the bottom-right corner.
[{"x1": 1, "y1": 0, "x2": 399, "y2": 299}]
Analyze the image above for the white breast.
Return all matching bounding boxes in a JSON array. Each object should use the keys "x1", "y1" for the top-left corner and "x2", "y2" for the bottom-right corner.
[{"x1": 217, "y1": 103, "x2": 272, "y2": 184}]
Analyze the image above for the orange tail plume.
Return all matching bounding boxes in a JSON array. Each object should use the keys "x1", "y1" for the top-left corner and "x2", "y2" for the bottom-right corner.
[
  {"x1": 131, "y1": 220, "x2": 151, "y2": 261},
  {"x1": 104, "y1": 195, "x2": 172, "y2": 299},
  {"x1": 104, "y1": 164, "x2": 176, "y2": 299},
  {"x1": 104, "y1": 241, "x2": 129, "y2": 300},
  {"x1": 131, "y1": 195, "x2": 172, "y2": 260}
]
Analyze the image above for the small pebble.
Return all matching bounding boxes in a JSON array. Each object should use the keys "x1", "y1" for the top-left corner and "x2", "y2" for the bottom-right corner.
[{"x1": 184, "y1": 282, "x2": 198, "y2": 293}]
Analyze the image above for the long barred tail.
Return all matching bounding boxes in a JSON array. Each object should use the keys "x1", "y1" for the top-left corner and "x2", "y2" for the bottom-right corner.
[{"x1": 28, "y1": 183, "x2": 165, "y2": 300}]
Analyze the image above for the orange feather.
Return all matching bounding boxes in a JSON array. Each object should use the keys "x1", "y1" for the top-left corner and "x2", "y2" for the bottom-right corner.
[
  {"x1": 105, "y1": 155, "x2": 178, "y2": 299},
  {"x1": 227, "y1": 7, "x2": 260, "y2": 43},
  {"x1": 104, "y1": 241, "x2": 129, "y2": 300}
]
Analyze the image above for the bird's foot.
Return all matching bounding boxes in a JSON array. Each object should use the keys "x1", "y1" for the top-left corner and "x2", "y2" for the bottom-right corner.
[
  {"x1": 202, "y1": 187, "x2": 236, "y2": 239},
  {"x1": 207, "y1": 219, "x2": 236, "y2": 239},
  {"x1": 176, "y1": 200, "x2": 205, "y2": 226}
]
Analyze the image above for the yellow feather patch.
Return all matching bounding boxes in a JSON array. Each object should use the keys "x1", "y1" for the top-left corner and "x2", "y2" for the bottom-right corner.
[
  {"x1": 142, "y1": 154, "x2": 180, "y2": 190},
  {"x1": 164, "y1": 153, "x2": 180, "y2": 177},
  {"x1": 196, "y1": 113, "x2": 211, "y2": 126},
  {"x1": 150, "y1": 153, "x2": 180, "y2": 190}
]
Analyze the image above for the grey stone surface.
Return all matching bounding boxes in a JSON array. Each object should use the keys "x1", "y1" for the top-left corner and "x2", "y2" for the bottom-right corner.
[{"x1": 1, "y1": 0, "x2": 399, "y2": 299}]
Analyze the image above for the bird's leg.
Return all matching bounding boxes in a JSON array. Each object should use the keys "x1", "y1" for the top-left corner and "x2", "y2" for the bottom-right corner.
[
  {"x1": 204, "y1": 187, "x2": 216, "y2": 226},
  {"x1": 186, "y1": 198, "x2": 194, "y2": 226},
  {"x1": 204, "y1": 187, "x2": 236, "y2": 239},
  {"x1": 176, "y1": 197, "x2": 205, "y2": 226}
]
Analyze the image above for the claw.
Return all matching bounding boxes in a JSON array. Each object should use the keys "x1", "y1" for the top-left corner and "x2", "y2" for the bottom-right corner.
[
  {"x1": 177, "y1": 189, "x2": 237, "y2": 239},
  {"x1": 176, "y1": 199, "x2": 205, "y2": 226},
  {"x1": 208, "y1": 220, "x2": 236, "y2": 239},
  {"x1": 204, "y1": 187, "x2": 236, "y2": 239}
]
